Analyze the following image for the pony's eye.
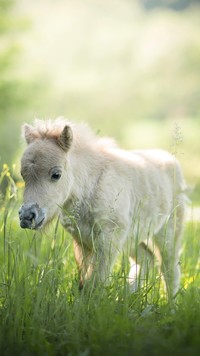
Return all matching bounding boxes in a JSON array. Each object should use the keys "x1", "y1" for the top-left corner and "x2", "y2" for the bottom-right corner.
[
  {"x1": 51, "y1": 172, "x2": 61, "y2": 181},
  {"x1": 50, "y1": 167, "x2": 62, "y2": 182}
]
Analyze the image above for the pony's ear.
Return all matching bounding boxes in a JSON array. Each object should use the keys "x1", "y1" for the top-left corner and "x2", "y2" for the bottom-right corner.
[
  {"x1": 57, "y1": 125, "x2": 73, "y2": 151},
  {"x1": 23, "y1": 124, "x2": 36, "y2": 144}
]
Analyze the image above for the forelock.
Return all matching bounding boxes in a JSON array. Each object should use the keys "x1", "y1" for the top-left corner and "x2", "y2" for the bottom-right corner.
[{"x1": 32, "y1": 117, "x2": 70, "y2": 140}]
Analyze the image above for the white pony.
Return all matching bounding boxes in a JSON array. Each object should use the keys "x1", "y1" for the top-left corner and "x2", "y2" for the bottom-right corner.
[{"x1": 19, "y1": 118, "x2": 186, "y2": 298}]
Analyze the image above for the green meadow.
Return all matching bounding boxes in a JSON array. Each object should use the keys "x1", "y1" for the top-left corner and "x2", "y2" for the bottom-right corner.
[{"x1": 0, "y1": 164, "x2": 200, "y2": 355}]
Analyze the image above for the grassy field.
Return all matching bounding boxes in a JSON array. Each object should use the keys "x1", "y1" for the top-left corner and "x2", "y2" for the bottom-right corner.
[{"x1": 0, "y1": 167, "x2": 200, "y2": 355}]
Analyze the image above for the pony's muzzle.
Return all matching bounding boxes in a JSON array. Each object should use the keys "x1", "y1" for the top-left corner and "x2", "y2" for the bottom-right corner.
[{"x1": 19, "y1": 203, "x2": 45, "y2": 229}]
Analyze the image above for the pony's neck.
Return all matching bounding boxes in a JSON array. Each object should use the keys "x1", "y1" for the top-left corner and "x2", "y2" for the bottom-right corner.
[{"x1": 69, "y1": 144, "x2": 103, "y2": 202}]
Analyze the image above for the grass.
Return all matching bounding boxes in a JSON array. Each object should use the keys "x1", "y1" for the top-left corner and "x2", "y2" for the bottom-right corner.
[{"x1": 0, "y1": 170, "x2": 200, "y2": 355}]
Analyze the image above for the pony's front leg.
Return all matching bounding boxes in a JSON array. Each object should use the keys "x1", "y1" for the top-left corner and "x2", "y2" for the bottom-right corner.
[
  {"x1": 83, "y1": 223, "x2": 128, "y2": 287},
  {"x1": 74, "y1": 223, "x2": 128, "y2": 288},
  {"x1": 73, "y1": 238, "x2": 108, "y2": 288},
  {"x1": 73, "y1": 239, "x2": 93, "y2": 289}
]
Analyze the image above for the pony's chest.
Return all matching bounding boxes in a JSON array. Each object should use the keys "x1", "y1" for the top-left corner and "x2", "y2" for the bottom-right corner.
[{"x1": 60, "y1": 199, "x2": 94, "y2": 244}]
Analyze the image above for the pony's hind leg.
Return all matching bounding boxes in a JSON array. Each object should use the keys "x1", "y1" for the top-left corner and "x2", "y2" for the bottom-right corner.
[
  {"x1": 154, "y1": 200, "x2": 185, "y2": 299},
  {"x1": 128, "y1": 242, "x2": 155, "y2": 293}
]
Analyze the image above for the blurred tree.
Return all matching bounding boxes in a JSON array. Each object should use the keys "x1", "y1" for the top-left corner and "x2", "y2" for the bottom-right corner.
[
  {"x1": 0, "y1": 0, "x2": 45, "y2": 167},
  {"x1": 0, "y1": 0, "x2": 26, "y2": 166},
  {"x1": 140, "y1": 0, "x2": 200, "y2": 11}
]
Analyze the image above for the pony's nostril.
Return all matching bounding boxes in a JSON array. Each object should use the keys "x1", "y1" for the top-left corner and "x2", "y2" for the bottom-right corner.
[
  {"x1": 19, "y1": 207, "x2": 24, "y2": 220},
  {"x1": 19, "y1": 204, "x2": 38, "y2": 222},
  {"x1": 26, "y1": 207, "x2": 38, "y2": 224},
  {"x1": 29, "y1": 211, "x2": 36, "y2": 221},
  {"x1": 18, "y1": 206, "x2": 23, "y2": 220}
]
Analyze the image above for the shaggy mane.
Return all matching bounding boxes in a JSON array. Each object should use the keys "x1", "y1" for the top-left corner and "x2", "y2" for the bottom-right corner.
[{"x1": 25, "y1": 118, "x2": 117, "y2": 150}]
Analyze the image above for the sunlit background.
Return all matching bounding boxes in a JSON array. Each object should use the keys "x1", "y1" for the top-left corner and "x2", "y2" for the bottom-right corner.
[{"x1": 0, "y1": 0, "x2": 200, "y2": 203}]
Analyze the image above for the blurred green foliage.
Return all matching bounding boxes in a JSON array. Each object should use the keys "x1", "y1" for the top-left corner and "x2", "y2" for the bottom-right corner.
[
  {"x1": 0, "y1": 0, "x2": 46, "y2": 167},
  {"x1": 0, "y1": 0, "x2": 27, "y2": 165},
  {"x1": 0, "y1": 0, "x2": 199, "y2": 202}
]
